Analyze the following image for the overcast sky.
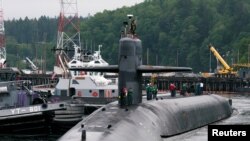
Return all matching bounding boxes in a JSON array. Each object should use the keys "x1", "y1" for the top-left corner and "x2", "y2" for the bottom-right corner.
[{"x1": 2, "y1": 0, "x2": 144, "y2": 20}]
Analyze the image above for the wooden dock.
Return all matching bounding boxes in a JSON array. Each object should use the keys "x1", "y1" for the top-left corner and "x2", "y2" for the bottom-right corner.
[{"x1": 142, "y1": 73, "x2": 249, "y2": 93}]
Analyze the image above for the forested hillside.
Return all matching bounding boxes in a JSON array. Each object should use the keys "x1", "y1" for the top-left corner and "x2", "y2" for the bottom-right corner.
[
  {"x1": 4, "y1": 0, "x2": 250, "y2": 72},
  {"x1": 4, "y1": 16, "x2": 58, "y2": 69}
]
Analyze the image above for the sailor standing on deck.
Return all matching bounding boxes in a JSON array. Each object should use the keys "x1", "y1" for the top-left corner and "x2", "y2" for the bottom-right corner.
[
  {"x1": 152, "y1": 84, "x2": 158, "y2": 99},
  {"x1": 120, "y1": 87, "x2": 128, "y2": 107},
  {"x1": 195, "y1": 82, "x2": 201, "y2": 95},
  {"x1": 181, "y1": 83, "x2": 187, "y2": 96},
  {"x1": 200, "y1": 82, "x2": 204, "y2": 95},
  {"x1": 169, "y1": 83, "x2": 176, "y2": 97},
  {"x1": 127, "y1": 88, "x2": 133, "y2": 105},
  {"x1": 146, "y1": 83, "x2": 153, "y2": 100}
]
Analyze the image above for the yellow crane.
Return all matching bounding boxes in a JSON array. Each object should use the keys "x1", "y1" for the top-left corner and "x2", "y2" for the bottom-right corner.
[
  {"x1": 209, "y1": 44, "x2": 237, "y2": 77},
  {"x1": 232, "y1": 63, "x2": 250, "y2": 68}
]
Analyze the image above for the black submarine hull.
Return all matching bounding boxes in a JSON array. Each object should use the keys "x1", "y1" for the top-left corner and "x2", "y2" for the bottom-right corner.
[{"x1": 59, "y1": 94, "x2": 232, "y2": 141}]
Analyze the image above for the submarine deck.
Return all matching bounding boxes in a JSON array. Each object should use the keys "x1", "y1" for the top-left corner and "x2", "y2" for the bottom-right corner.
[{"x1": 59, "y1": 94, "x2": 232, "y2": 141}]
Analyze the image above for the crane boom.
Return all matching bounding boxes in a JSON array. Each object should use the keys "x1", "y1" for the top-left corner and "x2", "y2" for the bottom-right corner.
[
  {"x1": 208, "y1": 44, "x2": 236, "y2": 75},
  {"x1": 25, "y1": 57, "x2": 38, "y2": 71},
  {"x1": 209, "y1": 45, "x2": 231, "y2": 70}
]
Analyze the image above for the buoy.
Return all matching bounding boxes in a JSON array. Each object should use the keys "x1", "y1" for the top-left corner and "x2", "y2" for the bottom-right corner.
[{"x1": 92, "y1": 91, "x2": 98, "y2": 97}]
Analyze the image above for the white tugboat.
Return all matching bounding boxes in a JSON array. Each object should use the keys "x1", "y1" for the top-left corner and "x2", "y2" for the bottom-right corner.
[{"x1": 51, "y1": 45, "x2": 118, "y2": 132}]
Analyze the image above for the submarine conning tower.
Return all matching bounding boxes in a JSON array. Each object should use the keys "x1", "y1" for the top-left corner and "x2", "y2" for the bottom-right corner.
[
  {"x1": 118, "y1": 36, "x2": 142, "y2": 105},
  {"x1": 117, "y1": 15, "x2": 191, "y2": 106},
  {"x1": 118, "y1": 14, "x2": 143, "y2": 105}
]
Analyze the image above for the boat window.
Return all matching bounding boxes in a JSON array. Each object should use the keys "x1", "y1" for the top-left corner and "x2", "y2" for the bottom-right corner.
[
  {"x1": 94, "y1": 61, "x2": 100, "y2": 64},
  {"x1": 89, "y1": 90, "x2": 92, "y2": 93},
  {"x1": 69, "y1": 88, "x2": 76, "y2": 97},
  {"x1": 61, "y1": 90, "x2": 67, "y2": 97},
  {"x1": 99, "y1": 90, "x2": 104, "y2": 98},
  {"x1": 72, "y1": 61, "x2": 77, "y2": 64},
  {"x1": 112, "y1": 90, "x2": 115, "y2": 93},
  {"x1": 72, "y1": 80, "x2": 79, "y2": 84}
]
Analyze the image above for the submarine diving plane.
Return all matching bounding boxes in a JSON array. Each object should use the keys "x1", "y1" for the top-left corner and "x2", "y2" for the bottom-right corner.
[{"x1": 59, "y1": 15, "x2": 232, "y2": 141}]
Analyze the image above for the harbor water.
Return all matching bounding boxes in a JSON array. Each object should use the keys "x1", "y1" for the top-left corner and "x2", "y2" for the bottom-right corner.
[{"x1": 0, "y1": 93, "x2": 249, "y2": 141}]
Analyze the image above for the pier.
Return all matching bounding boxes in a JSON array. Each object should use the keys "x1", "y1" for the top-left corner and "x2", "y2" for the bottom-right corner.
[
  {"x1": 142, "y1": 73, "x2": 250, "y2": 93},
  {"x1": 0, "y1": 67, "x2": 60, "y2": 86},
  {"x1": 1, "y1": 67, "x2": 249, "y2": 94}
]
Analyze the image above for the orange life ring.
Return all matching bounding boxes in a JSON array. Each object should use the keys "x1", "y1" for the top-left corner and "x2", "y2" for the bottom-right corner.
[
  {"x1": 92, "y1": 91, "x2": 98, "y2": 97},
  {"x1": 77, "y1": 91, "x2": 82, "y2": 96}
]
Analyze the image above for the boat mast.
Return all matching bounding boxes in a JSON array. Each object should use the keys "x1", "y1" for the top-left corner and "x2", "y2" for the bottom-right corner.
[
  {"x1": 0, "y1": 0, "x2": 6, "y2": 68},
  {"x1": 55, "y1": 0, "x2": 81, "y2": 77}
]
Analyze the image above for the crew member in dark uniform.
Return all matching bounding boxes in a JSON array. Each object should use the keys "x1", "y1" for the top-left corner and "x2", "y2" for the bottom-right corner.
[
  {"x1": 146, "y1": 83, "x2": 153, "y2": 100},
  {"x1": 127, "y1": 88, "x2": 133, "y2": 105},
  {"x1": 130, "y1": 19, "x2": 136, "y2": 35},
  {"x1": 120, "y1": 87, "x2": 128, "y2": 107},
  {"x1": 152, "y1": 85, "x2": 158, "y2": 99}
]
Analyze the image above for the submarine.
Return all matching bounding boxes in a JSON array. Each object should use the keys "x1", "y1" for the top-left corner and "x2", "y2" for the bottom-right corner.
[{"x1": 59, "y1": 15, "x2": 232, "y2": 141}]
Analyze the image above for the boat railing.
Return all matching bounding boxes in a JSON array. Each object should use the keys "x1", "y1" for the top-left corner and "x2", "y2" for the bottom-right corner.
[{"x1": 0, "y1": 80, "x2": 31, "y2": 88}]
